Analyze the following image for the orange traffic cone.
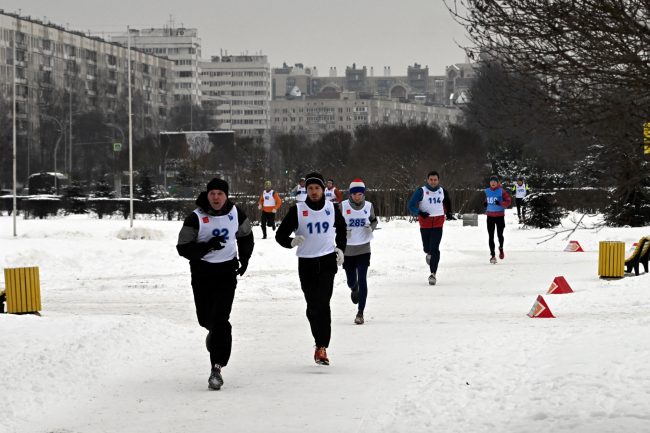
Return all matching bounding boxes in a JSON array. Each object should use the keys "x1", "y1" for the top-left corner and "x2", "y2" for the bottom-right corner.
[
  {"x1": 527, "y1": 295, "x2": 555, "y2": 318},
  {"x1": 547, "y1": 276, "x2": 574, "y2": 294}
]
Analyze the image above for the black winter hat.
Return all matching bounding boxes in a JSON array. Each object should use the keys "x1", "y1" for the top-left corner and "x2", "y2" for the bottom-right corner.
[
  {"x1": 304, "y1": 172, "x2": 325, "y2": 189},
  {"x1": 206, "y1": 178, "x2": 229, "y2": 195}
]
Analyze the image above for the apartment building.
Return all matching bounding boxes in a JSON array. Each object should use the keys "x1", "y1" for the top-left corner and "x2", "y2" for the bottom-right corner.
[
  {"x1": 271, "y1": 91, "x2": 463, "y2": 138},
  {"x1": 200, "y1": 54, "x2": 270, "y2": 137},
  {"x1": 273, "y1": 62, "x2": 476, "y2": 107},
  {"x1": 0, "y1": 10, "x2": 173, "y2": 181},
  {"x1": 112, "y1": 27, "x2": 202, "y2": 104}
]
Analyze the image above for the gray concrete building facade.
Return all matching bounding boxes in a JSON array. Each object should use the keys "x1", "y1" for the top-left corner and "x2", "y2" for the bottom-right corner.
[
  {"x1": 112, "y1": 27, "x2": 202, "y2": 105},
  {"x1": 200, "y1": 54, "x2": 270, "y2": 137},
  {"x1": 271, "y1": 91, "x2": 463, "y2": 138},
  {"x1": 0, "y1": 10, "x2": 174, "y2": 181}
]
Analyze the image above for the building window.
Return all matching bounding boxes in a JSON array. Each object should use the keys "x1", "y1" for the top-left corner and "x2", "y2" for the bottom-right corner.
[
  {"x1": 65, "y1": 44, "x2": 76, "y2": 57},
  {"x1": 86, "y1": 50, "x2": 97, "y2": 62}
]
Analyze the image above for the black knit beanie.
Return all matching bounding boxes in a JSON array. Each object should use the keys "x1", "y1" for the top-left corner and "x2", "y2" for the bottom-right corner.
[
  {"x1": 206, "y1": 178, "x2": 229, "y2": 195},
  {"x1": 304, "y1": 172, "x2": 325, "y2": 189}
]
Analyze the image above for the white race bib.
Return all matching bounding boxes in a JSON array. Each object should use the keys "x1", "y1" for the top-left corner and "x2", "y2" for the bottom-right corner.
[
  {"x1": 194, "y1": 207, "x2": 239, "y2": 263},
  {"x1": 418, "y1": 187, "x2": 445, "y2": 216},
  {"x1": 342, "y1": 201, "x2": 373, "y2": 246},
  {"x1": 295, "y1": 201, "x2": 336, "y2": 258}
]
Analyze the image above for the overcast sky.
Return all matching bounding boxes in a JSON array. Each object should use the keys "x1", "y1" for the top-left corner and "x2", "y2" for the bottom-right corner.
[{"x1": 4, "y1": 0, "x2": 470, "y2": 76}]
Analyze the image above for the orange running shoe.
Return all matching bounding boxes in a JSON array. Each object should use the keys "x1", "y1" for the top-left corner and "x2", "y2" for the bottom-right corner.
[{"x1": 314, "y1": 346, "x2": 329, "y2": 365}]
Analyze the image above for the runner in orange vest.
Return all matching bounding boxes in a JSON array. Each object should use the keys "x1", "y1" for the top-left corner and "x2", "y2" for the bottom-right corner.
[{"x1": 258, "y1": 180, "x2": 282, "y2": 239}]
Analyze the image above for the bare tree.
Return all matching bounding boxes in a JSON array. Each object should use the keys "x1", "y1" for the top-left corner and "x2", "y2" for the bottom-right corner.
[
  {"x1": 446, "y1": 1, "x2": 650, "y2": 108},
  {"x1": 447, "y1": 0, "x2": 650, "y2": 225}
]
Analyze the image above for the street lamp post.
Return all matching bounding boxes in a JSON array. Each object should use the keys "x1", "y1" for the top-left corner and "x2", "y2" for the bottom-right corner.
[
  {"x1": 127, "y1": 26, "x2": 134, "y2": 228},
  {"x1": 12, "y1": 28, "x2": 17, "y2": 237}
]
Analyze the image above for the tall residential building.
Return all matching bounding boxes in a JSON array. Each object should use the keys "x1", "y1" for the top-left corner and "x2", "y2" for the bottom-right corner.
[
  {"x1": 200, "y1": 54, "x2": 270, "y2": 137},
  {"x1": 112, "y1": 27, "x2": 202, "y2": 104},
  {"x1": 270, "y1": 91, "x2": 463, "y2": 138},
  {"x1": 0, "y1": 10, "x2": 173, "y2": 183}
]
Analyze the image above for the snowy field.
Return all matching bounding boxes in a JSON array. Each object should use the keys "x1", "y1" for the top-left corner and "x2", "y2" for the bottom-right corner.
[{"x1": 1, "y1": 211, "x2": 650, "y2": 433}]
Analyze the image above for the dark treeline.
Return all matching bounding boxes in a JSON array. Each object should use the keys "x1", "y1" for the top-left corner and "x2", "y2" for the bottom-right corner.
[{"x1": 265, "y1": 122, "x2": 488, "y2": 197}]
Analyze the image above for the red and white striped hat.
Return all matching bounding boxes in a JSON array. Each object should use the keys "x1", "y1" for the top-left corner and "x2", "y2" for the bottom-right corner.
[{"x1": 349, "y1": 179, "x2": 366, "y2": 194}]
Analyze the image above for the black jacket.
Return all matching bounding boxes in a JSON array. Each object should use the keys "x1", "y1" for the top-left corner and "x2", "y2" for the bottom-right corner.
[{"x1": 176, "y1": 191, "x2": 254, "y2": 270}]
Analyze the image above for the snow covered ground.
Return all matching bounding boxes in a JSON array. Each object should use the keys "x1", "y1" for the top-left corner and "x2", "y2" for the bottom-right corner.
[{"x1": 1, "y1": 211, "x2": 649, "y2": 433}]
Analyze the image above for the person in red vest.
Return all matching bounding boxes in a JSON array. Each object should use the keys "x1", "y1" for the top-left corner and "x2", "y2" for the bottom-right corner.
[
  {"x1": 324, "y1": 179, "x2": 343, "y2": 206},
  {"x1": 407, "y1": 171, "x2": 453, "y2": 286}
]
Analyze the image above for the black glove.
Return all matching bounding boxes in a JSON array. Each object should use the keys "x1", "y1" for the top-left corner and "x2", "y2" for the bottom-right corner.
[
  {"x1": 494, "y1": 199, "x2": 500, "y2": 205},
  {"x1": 446, "y1": 213, "x2": 456, "y2": 220},
  {"x1": 237, "y1": 259, "x2": 248, "y2": 276},
  {"x1": 418, "y1": 211, "x2": 430, "y2": 218},
  {"x1": 207, "y1": 235, "x2": 226, "y2": 251}
]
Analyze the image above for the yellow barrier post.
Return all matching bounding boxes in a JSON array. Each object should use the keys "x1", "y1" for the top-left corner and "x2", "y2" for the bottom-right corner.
[
  {"x1": 598, "y1": 241, "x2": 625, "y2": 278},
  {"x1": 3, "y1": 267, "x2": 41, "y2": 314}
]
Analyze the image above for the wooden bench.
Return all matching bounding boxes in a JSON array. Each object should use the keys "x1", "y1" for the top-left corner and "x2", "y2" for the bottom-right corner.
[{"x1": 625, "y1": 237, "x2": 650, "y2": 276}]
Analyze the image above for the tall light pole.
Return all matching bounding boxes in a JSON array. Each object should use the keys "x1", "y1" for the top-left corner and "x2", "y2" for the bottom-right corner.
[
  {"x1": 12, "y1": 28, "x2": 17, "y2": 237},
  {"x1": 68, "y1": 89, "x2": 72, "y2": 179},
  {"x1": 127, "y1": 26, "x2": 134, "y2": 228}
]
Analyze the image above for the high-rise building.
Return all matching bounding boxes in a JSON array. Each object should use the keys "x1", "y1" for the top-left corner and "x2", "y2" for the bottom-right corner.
[
  {"x1": 112, "y1": 26, "x2": 202, "y2": 104},
  {"x1": 0, "y1": 10, "x2": 174, "y2": 184},
  {"x1": 200, "y1": 54, "x2": 270, "y2": 138}
]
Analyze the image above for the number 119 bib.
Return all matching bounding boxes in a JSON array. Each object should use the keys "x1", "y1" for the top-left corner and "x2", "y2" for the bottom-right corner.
[{"x1": 295, "y1": 201, "x2": 336, "y2": 258}]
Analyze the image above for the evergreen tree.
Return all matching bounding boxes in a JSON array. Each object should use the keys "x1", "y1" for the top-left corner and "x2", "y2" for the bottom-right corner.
[
  {"x1": 603, "y1": 181, "x2": 650, "y2": 227},
  {"x1": 136, "y1": 171, "x2": 156, "y2": 201},
  {"x1": 93, "y1": 179, "x2": 114, "y2": 198},
  {"x1": 525, "y1": 192, "x2": 566, "y2": 229},
  {"x1": 62, "y1": 181, "x2": 87, "y2": 214}
]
